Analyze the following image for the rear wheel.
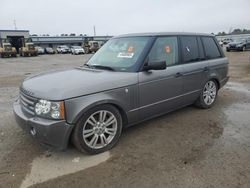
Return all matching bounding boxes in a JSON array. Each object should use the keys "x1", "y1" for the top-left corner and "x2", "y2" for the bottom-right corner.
[
  {"x1": 242, "y1": 46, "x2": 246, "y2": 51},
  {"x1": 195, "y1": 80, "x2": 218, "y2": 109},
  {"x1": 72, "y1": 105, "x2": 122, "y2": 154}
]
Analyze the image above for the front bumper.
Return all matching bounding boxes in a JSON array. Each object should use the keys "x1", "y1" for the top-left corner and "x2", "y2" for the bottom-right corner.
[
  {"x1": 0, "y1": 51, "x2": 16, "y2": 56},
  {"x1": 13, "y1": 100, "x2": 74, "y2": 150},
  {"x1": 226, "y1": 46, "x2": 243, "y2": 51},
  {"x1": 75, "y1": 51, "x2": 84, "y2": 54}
]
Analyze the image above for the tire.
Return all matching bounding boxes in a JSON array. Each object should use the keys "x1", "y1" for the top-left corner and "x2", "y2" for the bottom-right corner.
[
  {"x1": 195, "y1": 80, "x2": 218, "y2": 109},
  {"x1": 72, "y1": 104, "x2": 122, "y2": 154},
  {"x1": 226, "y1": 49, "x2": 230, "y2": 52}
]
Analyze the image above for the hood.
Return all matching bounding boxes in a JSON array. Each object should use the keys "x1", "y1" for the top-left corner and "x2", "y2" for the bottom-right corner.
[
  {"x1": 21, "y1": 68, "x2": 138, "y2": 100},
  {"x1": 229, "y1": 41, "x2": 244, "y2": 46}
]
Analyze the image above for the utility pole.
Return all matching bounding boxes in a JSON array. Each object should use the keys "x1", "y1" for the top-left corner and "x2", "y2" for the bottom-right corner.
[
  {"x1": 94, "y1": 25, "x2": 96, "y2": 36},
  {"x1": 13, "y1": 19, "x2": 17, "y2": 30}
]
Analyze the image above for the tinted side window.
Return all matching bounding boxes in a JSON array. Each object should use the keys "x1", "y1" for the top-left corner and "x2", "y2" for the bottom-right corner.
[
  {"x1": 180, "y1": 36, "x2": 199, "y2": 63},
  {"x1": 148, "y1": 37, "x2": 178, "y2": 66},
  {"x1": 202, "y1": 37, "x2": 221, "y2": 59}
]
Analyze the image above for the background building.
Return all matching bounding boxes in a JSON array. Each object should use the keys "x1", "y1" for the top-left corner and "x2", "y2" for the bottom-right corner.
[{"x1": 0, "y1": 30, "x2": 112, "y2": 52}]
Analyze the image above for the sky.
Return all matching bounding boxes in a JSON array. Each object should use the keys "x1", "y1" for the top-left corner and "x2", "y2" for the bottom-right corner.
[{"x1": 0, "y1": 0, "x2": 250, "y2": 36}]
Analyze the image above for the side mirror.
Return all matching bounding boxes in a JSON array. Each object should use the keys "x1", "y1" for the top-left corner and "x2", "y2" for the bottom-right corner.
[{"x1": 143, "y1": 61, "x2": 166, "y2": 71}]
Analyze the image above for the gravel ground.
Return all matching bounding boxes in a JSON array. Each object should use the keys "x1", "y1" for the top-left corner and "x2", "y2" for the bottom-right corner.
[{"x1": 0, "y1": 52, "x2": 250, "y2": 188}]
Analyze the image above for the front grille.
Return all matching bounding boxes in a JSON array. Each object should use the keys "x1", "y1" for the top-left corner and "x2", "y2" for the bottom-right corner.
[{"x1": 20, "y1": 92, "x2": 38, "y2": 116}]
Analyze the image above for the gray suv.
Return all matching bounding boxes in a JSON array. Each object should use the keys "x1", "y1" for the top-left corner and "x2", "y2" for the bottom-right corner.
[{"x1": 13, "y1": 32, "x2": 229, "y2": 154}]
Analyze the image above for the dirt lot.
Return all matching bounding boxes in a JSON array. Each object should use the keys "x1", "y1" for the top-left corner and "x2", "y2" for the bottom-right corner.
[{"x1": 0, "y1": 52, "x2": 250, "y2": 188}]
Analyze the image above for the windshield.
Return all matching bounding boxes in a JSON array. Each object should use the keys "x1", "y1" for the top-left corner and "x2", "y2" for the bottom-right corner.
[
  {"x1": 86, "y1": 37, "x2": 150, "y2": 72},
  {"x1": 28, "y1": 45, "x2": 35, "y2": 50},
  {"x1": 4, "y1": 45, "x2": 12, "y2": 51},
  {"x1": 73, "y1": 46, "x2": 82, "y2": 49},
  {"x1": 93, "y1": 42, "x2": 99, "y2": 47}
]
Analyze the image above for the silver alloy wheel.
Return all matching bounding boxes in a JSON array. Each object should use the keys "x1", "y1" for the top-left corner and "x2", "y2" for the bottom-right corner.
[
  {"x1": 203, "y1": 81, "x2": 217, "y2": 105},
  {"x1": 82, "y1": 110, "x2": 118, "y2": 149}
]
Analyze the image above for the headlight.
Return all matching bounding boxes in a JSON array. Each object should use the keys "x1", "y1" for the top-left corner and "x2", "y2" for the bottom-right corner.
[{"x1": 35, "y1": 100, "x2": 65, "y2": 120}]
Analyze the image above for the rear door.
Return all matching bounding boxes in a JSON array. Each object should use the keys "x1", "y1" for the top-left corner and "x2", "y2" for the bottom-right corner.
[
  {"x1": 180, "y1": 36, "x2": 225, "y2": 104},
  {"x1": 179, "y1": 36, "x2": 209, "y2": 104},
  {"x1": 138, "y1": 36, "x2": 184, "y2": 120}
]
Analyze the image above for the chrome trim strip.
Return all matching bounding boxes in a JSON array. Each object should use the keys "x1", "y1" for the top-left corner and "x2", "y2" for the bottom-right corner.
[{"x1": 129, "y1": 89, "x2": 201, "y2": 112}]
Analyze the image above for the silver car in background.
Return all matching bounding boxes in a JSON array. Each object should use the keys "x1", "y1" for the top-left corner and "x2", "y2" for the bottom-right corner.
[
  {"x1": 57, "y1": 45, "x2": 70, "y2": 54},
  {"x1": 35, "y1": 46, "x2": 45, "y2": 54},
  {"x1": 71, "y1": 46, "x2": 85, "y2": 55},
  {"x1": 13, "y1": 32, "x2": 229, "y2": 154}
]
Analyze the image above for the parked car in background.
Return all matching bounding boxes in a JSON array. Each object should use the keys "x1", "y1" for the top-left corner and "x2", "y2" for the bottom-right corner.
[
  {"x1": 57, "y1": 45, "x2": 70, "y2": 54},
  {"x1": 45, "y1": 47, "x2": 55, "y2": 54},
  {"x1": 219, "y1": 40, "x2": 223, "y2": 47},
  {"x1": 13, "y1": 32, "x2": 229, "y2": 154},
  {"x1": 71, "y1": 46, "x2": 85, "y2": 55},
  {"x1": 35, "y1": 46, "x2": 45, "y2": 54},
  {"x1": 222, "y1": 38, "x2": 233, "y2": 45},
  {"x1": 226, "y1": 38, "x2": 250, "y2": 52}
]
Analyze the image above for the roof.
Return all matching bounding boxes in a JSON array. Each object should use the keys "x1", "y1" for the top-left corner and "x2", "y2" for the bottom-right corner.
[
  {"x1": 114, "y1": 32, "x2": 214, "y2": 38},
  {"x1": 0, "y1": 29, "x2": 29, "y2": 32}
]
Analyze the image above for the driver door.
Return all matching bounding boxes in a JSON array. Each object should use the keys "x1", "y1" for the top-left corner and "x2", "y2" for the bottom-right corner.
[{"x1": 138, "y1": 36, "x2": 184, "y2": 120}]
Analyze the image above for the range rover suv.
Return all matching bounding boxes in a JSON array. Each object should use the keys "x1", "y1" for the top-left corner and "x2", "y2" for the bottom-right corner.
[{"x1": 13, "y1": 32, "x2": 229, "y2": 154}]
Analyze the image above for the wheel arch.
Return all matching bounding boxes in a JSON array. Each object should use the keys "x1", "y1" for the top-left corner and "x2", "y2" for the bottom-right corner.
[
  {"x1": 207, "y1": 73, "x2": 221, "y2": 90},
  {"x1": 210, "y1": 77, "x2": 220, "y2": 89},
  {"x1": 71, "y1": 100, "x2": 128, "y2": 127}
]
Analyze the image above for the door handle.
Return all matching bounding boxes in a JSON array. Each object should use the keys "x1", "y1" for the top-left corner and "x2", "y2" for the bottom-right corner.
[
  {"x1": 203, "y1": 67, "x2": 210, "y2": 72},
  {"x1": 175, "y1": 72, "x2": 183, "y2": 78}
]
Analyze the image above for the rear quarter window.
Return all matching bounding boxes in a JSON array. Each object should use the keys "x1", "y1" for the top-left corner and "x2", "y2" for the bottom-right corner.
[{"x1": 202, "y1": 37, "x2": 222, "y2": 59}]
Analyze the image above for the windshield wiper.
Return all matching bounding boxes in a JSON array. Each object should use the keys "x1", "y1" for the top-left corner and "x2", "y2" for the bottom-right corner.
[
  {"x1": 91, "y1": 65, "x2": 115, "y2": 71},
  {"x1": 83, "y1": 64, "x2": 93, "y2": 69}
]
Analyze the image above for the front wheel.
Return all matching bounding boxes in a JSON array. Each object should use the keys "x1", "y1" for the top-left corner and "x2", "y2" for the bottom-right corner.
[
  {"x1": 72, "y1": 105, "x2": 122, "y2": 154},
  {"x1": 195, "y1": 80, "x2": 218, "y2": 109}
]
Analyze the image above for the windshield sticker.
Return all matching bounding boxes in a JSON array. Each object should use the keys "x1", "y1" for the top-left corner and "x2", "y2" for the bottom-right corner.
[
  {"x1": 127, "y1": 46, "x2": 134, "y2": 53},
  {"x1": 117, "y1": 52, "x2": 134, "y2": 58}
]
